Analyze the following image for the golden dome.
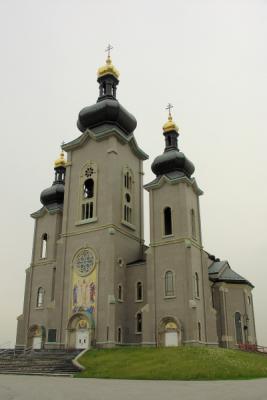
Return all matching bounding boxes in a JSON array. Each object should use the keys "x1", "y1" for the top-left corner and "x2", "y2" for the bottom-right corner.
[
  {"x1": 97, "y1": 56, "x2": 120, "y2": 79},
  {"x1": 163, "y1": 115, "x2": 179, "y2": 133},
  {"x1": 54, "y1": 150, "x2": 66, "y2": 168}
]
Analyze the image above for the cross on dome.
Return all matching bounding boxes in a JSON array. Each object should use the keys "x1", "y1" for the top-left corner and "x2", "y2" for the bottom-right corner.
[
  {"x1": 105, "y1": 44, "x2": 114, "y2": 58},
  {"x1": 165, "y1": 103, "x2": 174, "y2": 118},
  {"x1": 163, "y1": 103, "x2": 178, "y2": 133}
]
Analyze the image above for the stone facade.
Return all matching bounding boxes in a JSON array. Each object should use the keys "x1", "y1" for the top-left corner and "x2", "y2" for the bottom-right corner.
[{"x1": 16, "y1": 57, "x2": 257, "y2": 350}]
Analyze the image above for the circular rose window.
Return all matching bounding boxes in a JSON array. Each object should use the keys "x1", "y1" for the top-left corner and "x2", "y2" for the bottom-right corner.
[{"x1": 74, "y1": 248, "x2": 95, "y2": 276}]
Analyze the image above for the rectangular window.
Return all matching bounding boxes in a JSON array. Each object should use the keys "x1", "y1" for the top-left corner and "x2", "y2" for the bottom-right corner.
[
  {"x1": 86, "y1": 203, "x2": 89, "y2": 219},
  {"x1": 47, "y1": 329, "x2": 57, "y2": 343},
  {"x1": 82, "y1": 202, "x2": 94, "y2": 220},
  {"x1": 89, "y1": 202, "x2": 94, "y2": 218}
]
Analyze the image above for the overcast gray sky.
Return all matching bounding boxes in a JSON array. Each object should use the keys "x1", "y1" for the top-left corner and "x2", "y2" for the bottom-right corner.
[{"x1": 0, "y1": 0, "x2": 266, "y2": 346}]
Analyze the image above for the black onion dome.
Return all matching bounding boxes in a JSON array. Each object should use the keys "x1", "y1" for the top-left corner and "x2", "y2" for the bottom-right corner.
[
  {"x1": 77, "y1": 99, "x2": 137, "y2": 135},
  {"x1": 40, "y1": 154, "x2": 66, "y2": 208},
  {"x1": 78, "y1": 55, "x2": 137, "y2": 135},
  {"x1": 40, "y1": 183, "x2": 65, "y2": 207},
  {"x1": 152, "y1": 149, "x2": 195, "y2": 178}
]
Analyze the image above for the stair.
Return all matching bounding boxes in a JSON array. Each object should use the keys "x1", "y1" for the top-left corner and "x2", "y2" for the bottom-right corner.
[{"x1": 0, "y1": 350, "x2": 82, "y2": 376}]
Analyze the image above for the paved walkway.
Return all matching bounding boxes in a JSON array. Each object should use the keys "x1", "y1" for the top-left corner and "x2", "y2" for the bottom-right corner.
[{"x1": 0, "y1": 375, "x2": 267, "y2": 400}]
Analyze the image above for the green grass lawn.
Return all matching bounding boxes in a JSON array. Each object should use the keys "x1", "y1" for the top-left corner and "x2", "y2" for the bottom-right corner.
[{"x1": 75, "y1": 346, "x2": 267, "y2": 380}]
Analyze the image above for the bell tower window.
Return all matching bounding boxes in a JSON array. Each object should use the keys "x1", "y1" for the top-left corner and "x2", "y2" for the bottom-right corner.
[
  {"x1": 41, "y1": 234, "x2": 47, "y2": 259},
  {"x1": 79, "y1": 162, "x2": 97, "y2": 223},
  {"x1": 136, "y1": 281, "x2": 143, "y2": 301},
  {"x1": 122, "y1": 167, "x2": 134, "y2": 228},
  {"x1": 83, "y1": 178, "x2": 94, "y2": 199},
  {"x1": 164, "y1": 207, "x2": 172, "y2": 236}
]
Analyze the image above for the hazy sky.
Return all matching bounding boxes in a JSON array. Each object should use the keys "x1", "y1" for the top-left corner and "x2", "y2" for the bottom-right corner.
[{"x1": 0, "y1": 0, "x2": 266, "y2": 346}]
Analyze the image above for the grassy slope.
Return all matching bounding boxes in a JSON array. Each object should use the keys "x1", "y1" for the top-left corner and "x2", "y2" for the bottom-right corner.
[{"x1": 76, "y1": 347, "x2": 267, "y2": 380}]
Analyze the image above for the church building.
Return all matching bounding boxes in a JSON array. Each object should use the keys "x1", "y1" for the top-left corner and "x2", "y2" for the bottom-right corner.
[{"x1": 16, "y1": 52, "x2": 257, "y2": 350}]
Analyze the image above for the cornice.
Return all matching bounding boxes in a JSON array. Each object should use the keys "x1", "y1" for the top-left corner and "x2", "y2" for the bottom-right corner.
[
  {"x1": 144, "y1": 175, "x2": 203, "y2": 195},
  {"x1": 61, "y1": 223, "x2": 143, "y2": 243},
  {"x1": 150, "y1": 237, "x2": 203, "y2": 250},
  {"x1": 31, "y1": 206, "x2": 63, "y2": 219},
  {"x1": 31, "y1": 259, "x2": 56, "y2": 267},
  {"x1": 62, "y1": 128, "x2": 148, "y2": 160}
]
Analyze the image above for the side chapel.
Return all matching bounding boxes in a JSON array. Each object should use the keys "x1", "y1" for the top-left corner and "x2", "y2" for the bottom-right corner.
[{"x1": 16, "y1": 50, "x2": 257, "y2": 350}]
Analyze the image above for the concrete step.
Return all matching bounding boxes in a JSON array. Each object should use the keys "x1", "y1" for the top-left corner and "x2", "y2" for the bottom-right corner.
[{"x1": 0, "y1": 350, "x2": 82, "y2": 376}]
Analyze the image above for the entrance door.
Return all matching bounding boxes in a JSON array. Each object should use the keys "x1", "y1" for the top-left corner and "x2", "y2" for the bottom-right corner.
[
  {"x1": 33, "y1": 336, "x2": 42, "y2": 349},
  {"x1": 76, "y1": 330, "x2": 89, "y2": 349},
  {"x1": 165, "y1": 331, "x2": 178, "y2": 347}
]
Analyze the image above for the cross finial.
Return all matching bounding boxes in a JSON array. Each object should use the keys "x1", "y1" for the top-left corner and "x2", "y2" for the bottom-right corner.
[
  {"x1": 166, "y1": 103, "x2": 173, "y2": 118},
  {"x1": 105, "y1": 44, "x2": 113, "y2": 58}
]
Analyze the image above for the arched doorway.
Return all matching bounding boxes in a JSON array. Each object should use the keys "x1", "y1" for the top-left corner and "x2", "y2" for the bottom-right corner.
[
  {"x1": 67, "y1": 314, "x2": 92, "y2": 350},
  {"x1": 159, "y1": 317, "x2": 182, "y2": 347},
  {"x1": 165, "y1": 322, "x2": 179, "y2": 346},
  {"x1": 28, "y1": 325, "x2": 45, "y2": 349}
]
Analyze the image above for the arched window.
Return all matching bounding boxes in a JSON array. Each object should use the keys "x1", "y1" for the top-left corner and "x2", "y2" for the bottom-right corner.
[
  {"x1": 195, "y1": 272, "x2": 200, "y2": 298},
  {"x1": 80, "y1": 163, "x2": 97, "y2": 222},
  {"x1": 118, "y1": 284, "x2": 123, "y2": 301},
  {"x1": 41, "y1": 234, "x2": 47, "y2": 259},
  {"x1": 198, "y1": 322, "x2": 201, "y2": 341},
  {"x1": 235, "y1": 312, "x2": 243, "y2": 344},
  {"x1": 136, "y1": 312, "x2": 142, "y2": 333},
  {"x1": 117, "y1": 327, "x2": 122, "y2": 343},
  {"x1": 102, "y1": 82, "x2": 106, "y2": 95},
  {"x1": 165, "y1": 271, "x2": 174, "y2": 297},
  {"x1": 164, "y1": 207, "x2": 172, "y2": 236},
  {"x1": 191, "y1": 209, "x2": 196, "y2": 239},
  {"x1": 122, "y1": 167, "x2": 134, "y2": 226},
  {"x1": 136, "y1": 282, "x2": 143, "y2": 301},
  {"x1": 36, "y1": 287, "x2": 45, "y2": 308},
  {"x1": 83, "y1": 178, "x2": 94, "y2": 199}
]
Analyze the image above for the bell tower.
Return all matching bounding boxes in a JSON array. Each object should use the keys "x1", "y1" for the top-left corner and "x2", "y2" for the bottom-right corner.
[
  {"x1": 57, "y1": 49, "x2": 148, "y2": 348},
  {"x1": 144, "y1": 107, "x2": 217, "y2": 346}
]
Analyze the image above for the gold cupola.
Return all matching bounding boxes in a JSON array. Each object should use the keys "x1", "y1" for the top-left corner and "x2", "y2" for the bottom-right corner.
[
  {"x1": 163, "y1": 115, "x2": 179, "y2": 133},
  {"x1": 54, "y1": 150, "x2": 66, "y2": 168},
  {"x1": 97, "y1": 55, "x2": 120, "y2": 79}
]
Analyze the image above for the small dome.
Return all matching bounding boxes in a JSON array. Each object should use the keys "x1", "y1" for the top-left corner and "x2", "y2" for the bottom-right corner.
[
  {"x1": 97, "y1": 56, "x2": 120, "y2": 79},
  {"x1": 163, "y1": 115, "x2": 178, "y2": 133},
  {"x1": 40, "y1": 183, "x2": 65, "y2": 207},
  {"x1": 152, "y1": 149, "x2": 195, "y2": 178},
  {"x1": 54, "y1": 151, "x2": 66, "y2": 168}
]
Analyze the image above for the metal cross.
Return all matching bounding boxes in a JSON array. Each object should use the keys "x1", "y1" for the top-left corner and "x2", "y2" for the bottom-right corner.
[
  {"x1": 105, "y1": 44, "x2": 114, "y2": 58},
  {"x1": 166, "y1": 103, "x2": 174, "y2": 117}
]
